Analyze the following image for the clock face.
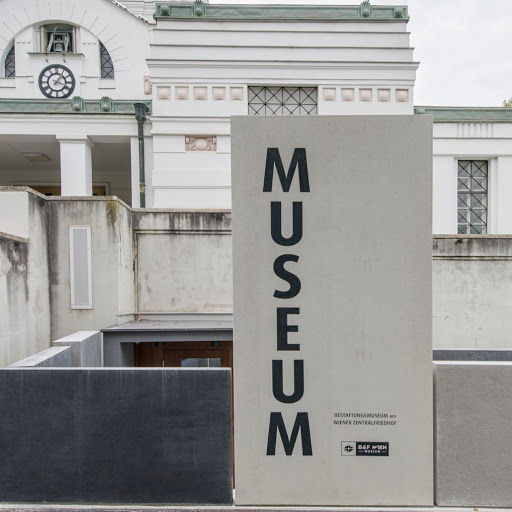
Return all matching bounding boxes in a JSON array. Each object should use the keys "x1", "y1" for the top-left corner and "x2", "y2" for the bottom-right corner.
[{"x1": 38, "y1": 65, "x2": 75, "y2": 99}]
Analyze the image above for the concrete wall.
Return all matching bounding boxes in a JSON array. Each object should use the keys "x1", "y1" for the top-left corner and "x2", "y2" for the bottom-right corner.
[
  {"x1": 433, "y1": 235, "x2": 512, "y2": 349},
  {"x1": 435, "y1": 362, "x2": 512, "y2": 507},
  {"x1": 3, "y1": 190, "x2": 512, "y2": 357},
  {"x1": 133, "y1": 210, "x2": 232, "y2": 313},
  {"x1": 0, "y1": 368, "x2": 233, "y2": 504},
  {"x1": 8, "y1": 346, "x2": 72, "y2": 367},
  {"x1": 52, "y1": 331, "x2": 101, "y2": 367},
  {"x1": 0, "y1": 189, "x2": 51, "y2": 367},
  {"x1": 49, "y1": 197, "x2": 134, "y2": 340}
]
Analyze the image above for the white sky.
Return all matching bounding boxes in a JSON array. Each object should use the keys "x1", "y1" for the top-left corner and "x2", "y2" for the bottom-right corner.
[{"x1": 210, "y1": 0, "x2": 512, "y2": 107}]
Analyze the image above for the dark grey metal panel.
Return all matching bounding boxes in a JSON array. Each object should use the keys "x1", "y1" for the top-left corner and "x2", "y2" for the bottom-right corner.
[
  {"x1": 0, "y1": 369, "x2": 232, "y2": 504},
  {"x1": 434, "y1": 349, "x2": 512, "y2": 361}
]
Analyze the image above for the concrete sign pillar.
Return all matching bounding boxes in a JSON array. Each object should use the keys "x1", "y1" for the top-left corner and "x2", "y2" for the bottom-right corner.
[
  {"x1": 231, "y1": 115, "x2": 433, "y2": 506},
  {"x1": 59, "y1": 137, "x2": 93, "y2": 196}
]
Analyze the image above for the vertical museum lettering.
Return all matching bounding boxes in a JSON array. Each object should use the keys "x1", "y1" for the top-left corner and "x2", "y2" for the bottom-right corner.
[{"x1": 264, "y1": 148, "x2": 313, "y2": 456}]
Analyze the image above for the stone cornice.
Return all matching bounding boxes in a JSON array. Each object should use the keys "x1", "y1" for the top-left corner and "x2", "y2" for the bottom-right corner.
[
  {"x1": 154, "y1": 1, "x2": 409, "y2": 22},
  {"x1": 0, "y1": 98, "x2": 152, "y2": 115},
  {"x1": 415, "y1": 106, "x2": 512, "y2": 123}
]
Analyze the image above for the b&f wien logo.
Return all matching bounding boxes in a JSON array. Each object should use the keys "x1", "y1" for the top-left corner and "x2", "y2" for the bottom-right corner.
[
  {"x1": 341, "y1": 442, "x2": 356, "y2": 456},
  {"x1": 342, "y1": 441, "x2": 389, "y2": 457}
]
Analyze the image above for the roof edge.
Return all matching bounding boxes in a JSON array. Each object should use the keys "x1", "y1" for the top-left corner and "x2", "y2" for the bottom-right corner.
[
  {"x1": 154, "y1": 2, "x2": 409, "y2": 22},
  {"x1": 415, "y1": 106, "x2": 512, "y2": 123}
]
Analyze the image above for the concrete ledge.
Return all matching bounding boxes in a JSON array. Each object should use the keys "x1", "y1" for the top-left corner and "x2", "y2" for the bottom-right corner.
[
  {"x1": 435, "y1": 362, "x2": 512, "y2": 507},
  {"x1": 52, "y1": 331, "x2": 101, "y2": 367},
  {"x1": 0, "y1": 506, "x2": 510, "y2": 512},
  {"x1": 7, "y1": 346, "x2": 72, "y2": 367},
  {"x1": 434, "y1": 349, "x2": 512, "y2": 361}
]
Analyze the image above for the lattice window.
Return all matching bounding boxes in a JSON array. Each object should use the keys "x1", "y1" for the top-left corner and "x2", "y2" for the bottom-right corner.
[
  {"x1": 4, "y1": 45, "x2": 15, "y2": 78},
  {"x1": 100, "y1": 43, "x2": 114, "y2": 79},
  {"x1": 248, "y1": 87, "x2": 317, "y2": 116},
  {"x1": 458, "y1": 160, "x2": 488, "y2": 234}
]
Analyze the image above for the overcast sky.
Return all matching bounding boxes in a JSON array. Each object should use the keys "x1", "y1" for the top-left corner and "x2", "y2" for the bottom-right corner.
[{"x1": 210, "y1": 0, "x2": 511, "y2": 107}]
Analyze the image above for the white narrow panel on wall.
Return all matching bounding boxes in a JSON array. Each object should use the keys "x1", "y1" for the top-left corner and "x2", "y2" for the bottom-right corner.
[{"x1": 69, "y1": 226, "x2": 92, "y2": 309}]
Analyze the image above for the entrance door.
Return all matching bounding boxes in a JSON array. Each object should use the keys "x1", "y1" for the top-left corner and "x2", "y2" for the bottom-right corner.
[
  {"x1": 164, "y1": 348, "x2": 231, "y2": 368},
  {"x1": 134, "y1": 341, "x2": 233, "y2": 368}
]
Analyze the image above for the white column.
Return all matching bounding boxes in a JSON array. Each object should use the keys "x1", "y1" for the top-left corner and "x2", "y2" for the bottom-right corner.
[
  {"x1": 433, "y1": 156, "x2": 457, "y2": 234},
  {"x1": 130, "y1": 136, "x2": 140, "y2": 208},
  {"x1": 495, "y1": 156, "x2": 512, "y2": 234},
  {"x1": 58, "y1": 137, "x2": 94, "y2": 196}
]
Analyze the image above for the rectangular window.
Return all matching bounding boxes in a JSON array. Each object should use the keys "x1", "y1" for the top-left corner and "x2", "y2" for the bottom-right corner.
[
  {"x1": 457, "y1": 160, "x2": 488, "y2": 234},
  {"x1": 248, "y1": 86, "x2": 317, "y2": 116},
  {"x1": 69, "y1": 226, "x2": 92, "y2": 309},
  {"x1": 36, "y1": 24, "x2": 76, "y2": 53}
]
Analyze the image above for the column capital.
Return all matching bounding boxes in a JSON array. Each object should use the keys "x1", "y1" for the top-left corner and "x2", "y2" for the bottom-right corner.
[{"x1": 56, "y1": 136, "x2": 95, "y2": 149}]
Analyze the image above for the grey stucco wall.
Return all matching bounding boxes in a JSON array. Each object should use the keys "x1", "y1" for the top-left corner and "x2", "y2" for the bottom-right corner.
[
  {"x1": 0, "y1": 368, "x2": 233, "y2": 504},
  {"x1": 0, "y1": 190, "x2": 51, "y2": 367},
  {"x1": 433, "y1": 236, "x2": 512, "y2": 349}
]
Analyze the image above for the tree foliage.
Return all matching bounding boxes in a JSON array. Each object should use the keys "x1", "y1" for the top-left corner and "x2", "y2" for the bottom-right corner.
[{"x1": 502, "y1": 98, "x2": 512, "y2": 107}]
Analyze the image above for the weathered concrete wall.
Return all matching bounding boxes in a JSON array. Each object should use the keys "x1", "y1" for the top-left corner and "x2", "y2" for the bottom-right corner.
[
  {"x1": 133, "y1": 210, "x2": 232, "y2": 313},
  {"x1": 0, "y1": 189, "x2": 51, "y2": 367},
  {"x1": 49, "y1": 197, "x2": 134, "y2": 340},
  {"x1": 8, "y1": 346, "x2": 72, "y2": 367},
  {"x1": 0, "y1": 368, "x2": 233, "y2": 504},
  {"x1": 4, "y1": 188, "x2": 512, "y2": 356},
  {"x1": 433, "y1": 236, "x2": 512, "y2": 349},
  {"x1": 52, "y1": 331, "x2": 101, "y2": 367},
  {"x1": 435, "y1": 362, "x2": 512, "y2": 507}
]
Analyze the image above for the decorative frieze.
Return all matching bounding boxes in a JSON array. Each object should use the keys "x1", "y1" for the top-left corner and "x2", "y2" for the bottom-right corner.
[
  {"x1": 341, "y1": 88, "x2": 354, "y2": 101},
  {"x1": 230, "y1": 87, "x2": 244, "y2": 101},
  {"x1": 70, "y1": 96, "x2": 85, "y2": 112},
  {"x1": 99, "y1": 96, "x2": 113, "y2": 112},
  {"x1": 185, "y1": 136, "x2": 217, "y2": 152},
  {"x1": 377, "y1": 88, "x2": 391, "y2": 102},
  {"x1": 144, "y1": 76, "x2": 152, "y2": 95},
  {"x1": 193, "y1": 86, "x2": 208, "y2": 100},
  {"x1": 359, "y1": 88, "x2": 372, "y2": 102},
  {"x1": 212, "y1": 87, "x2": 226, "y2": 100},
  {"x1": 154, "y1": 2, "x2": 409, "y2": 21},
  {"x1": 322, "y1": 88, "x2": 336, "y2": 101},
  {"x1": 157, "y1": 86, "x2": 170, "y2": 100},
  {"x1": 175, "y1": 86, "x2": 189, "y2": 100},
  {"x1": 396, "y1": 89, "x2": 409, "y2": 102}
]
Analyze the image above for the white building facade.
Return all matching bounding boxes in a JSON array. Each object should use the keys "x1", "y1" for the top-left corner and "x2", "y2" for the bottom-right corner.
[
  {"x1": 2, "y1": 0, "x2": 507, "y2": 236},
  {"x1": 1, "y1": 0, "x2": 512, "y2": 367}
]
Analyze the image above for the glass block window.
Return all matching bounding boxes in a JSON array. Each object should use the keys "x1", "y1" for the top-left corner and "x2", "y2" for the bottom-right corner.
[
  {"x1": 249, "y1": 87, "x2": 317, "y2": 115},
  {"x1": 100, "y1": 43, "x2": 114, "y2": 79},
  {"x1": 458, "y1": 160, "x2": 488, "y2": 234},
  {"x1": 4, "y1": 45, "x2": 15, "y2": 78}
]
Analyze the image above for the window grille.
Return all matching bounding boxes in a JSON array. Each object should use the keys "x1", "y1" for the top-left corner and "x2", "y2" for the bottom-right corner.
[
  {"x1": 100, "y1": 43, "x2": 114, "y2": 79},
  {"x1": 457, "y1": 160, "x2": 488, "y2": 234},
  {"x1": 4, "y1": 46, "x2": 15, "y2": 78},
  {"x1": 248, "y1": 87, "x2": 317, "y2": 116}
]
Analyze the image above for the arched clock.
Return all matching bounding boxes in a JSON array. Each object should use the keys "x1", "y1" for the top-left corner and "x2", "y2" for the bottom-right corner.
[{"x1": 38, "y1": 64, "x2": 76, "y2": 99}]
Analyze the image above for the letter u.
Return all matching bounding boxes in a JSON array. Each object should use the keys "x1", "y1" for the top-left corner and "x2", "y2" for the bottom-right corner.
[
  {"x1": 272, "y1": 359, "x2": 304, "y2": 404},
  {"x1": 271, "y1": 201, "x2": 303, "y2": 246}
]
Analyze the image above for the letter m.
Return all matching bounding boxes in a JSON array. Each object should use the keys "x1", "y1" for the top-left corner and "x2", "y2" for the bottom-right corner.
[
  {"x1": 266, "y1": 412, "x2": 313, "y2": 456},
  {"x1": 263, "y1": 148, "x2": 310, "y2": 192}
]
